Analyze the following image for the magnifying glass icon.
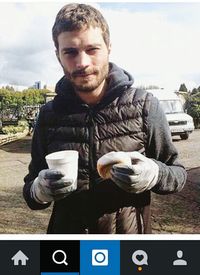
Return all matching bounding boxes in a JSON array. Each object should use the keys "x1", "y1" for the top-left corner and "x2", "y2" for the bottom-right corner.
[{"x1": 52, "y1": 250, "x2": 68, "y2": 266}]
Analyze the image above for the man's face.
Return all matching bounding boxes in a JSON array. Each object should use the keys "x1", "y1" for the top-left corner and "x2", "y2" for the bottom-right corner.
[{"x1": 56, "y1": 26, "x2": 110, "y2": 93}]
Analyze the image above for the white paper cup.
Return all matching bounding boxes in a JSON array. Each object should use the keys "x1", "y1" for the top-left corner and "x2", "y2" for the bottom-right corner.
[{"x1": 45, "y1": 150, "x2": 79, "y2": 190}]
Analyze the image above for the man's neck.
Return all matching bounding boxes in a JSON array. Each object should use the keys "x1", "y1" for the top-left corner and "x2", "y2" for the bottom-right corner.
[{"x1": 75, "y1": 80, "x2": 107, "y2": 106}]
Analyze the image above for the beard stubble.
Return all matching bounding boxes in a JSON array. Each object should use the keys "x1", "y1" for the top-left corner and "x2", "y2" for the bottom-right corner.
[{"x1": 64, "y1": 62, "x2": 109, "y2": 93}]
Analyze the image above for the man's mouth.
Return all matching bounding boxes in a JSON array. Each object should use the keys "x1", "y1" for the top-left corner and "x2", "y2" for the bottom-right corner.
[
  {"x1": 76, "y1": 73, "x2": 93, "y2": 77},
  {"x1": 72, "y1": 69, "x2": 97, "y2": 78}
]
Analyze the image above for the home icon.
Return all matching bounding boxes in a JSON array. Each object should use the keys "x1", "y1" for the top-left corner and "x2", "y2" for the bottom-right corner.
[{"x1": 11, "y1": 250, "x2": 29, "y2": 266}]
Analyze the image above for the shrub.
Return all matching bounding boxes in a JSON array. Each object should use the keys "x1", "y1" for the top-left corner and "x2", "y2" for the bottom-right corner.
[
  {"x1": 2, "y1": 120, "x2": 28, "y2": 134},
  {"x1": 186, "y1": 96, "x2": 200, "y2": 128}
]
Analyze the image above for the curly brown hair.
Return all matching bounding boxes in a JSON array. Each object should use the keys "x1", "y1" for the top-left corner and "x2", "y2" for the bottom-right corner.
[{"x1": 52, "y1": 3, "x2": 110, "y2": 50}]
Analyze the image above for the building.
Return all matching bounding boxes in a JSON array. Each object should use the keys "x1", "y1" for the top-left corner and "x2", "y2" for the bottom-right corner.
[
  {"x1": 34, "y1": 81, "x2": 41, "y2": 89},
  {"x1": 32, "y1": 81, "x2": 48, "y2": 90}
]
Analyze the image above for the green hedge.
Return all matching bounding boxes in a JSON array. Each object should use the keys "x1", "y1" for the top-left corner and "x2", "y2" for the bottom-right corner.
[{"x1": 2, "y1": 120, "x2": 28, "y2": 134}]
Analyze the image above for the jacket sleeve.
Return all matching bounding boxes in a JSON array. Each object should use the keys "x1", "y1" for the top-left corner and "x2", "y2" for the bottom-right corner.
[
  {"x1": 145, "y1": 95, "x2": 187, "y2": 194},
  {"x1": 23, "y1": 105, "x2": 51, "y2": 210}
]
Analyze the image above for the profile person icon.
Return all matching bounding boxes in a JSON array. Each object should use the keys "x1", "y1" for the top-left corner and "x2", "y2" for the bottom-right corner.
[{"x1": 173, "y1": 250, "x2": 187, "y2": 266}]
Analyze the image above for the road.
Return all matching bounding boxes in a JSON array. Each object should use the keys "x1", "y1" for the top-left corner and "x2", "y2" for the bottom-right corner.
[
  {"x1": 172, "y1": 129, "x2": 200, "y2": 170},
  {"x1": 152, "y1": 130, "x2": 200, "y2": 233},
  {"x1": 0, "y1": 130, "x2": 199, "y2": 233},
  {"x1": 0, "y1": 136, "x2": 51, "y2": 233}
]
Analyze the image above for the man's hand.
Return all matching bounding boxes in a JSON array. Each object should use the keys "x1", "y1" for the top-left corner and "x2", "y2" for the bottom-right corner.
[
  {"x1": 31, "y1": 169, "x2": 74, "y2": 203},
  {"x1": 110, "y1": 151, "x2": 159, "y2": 193}
]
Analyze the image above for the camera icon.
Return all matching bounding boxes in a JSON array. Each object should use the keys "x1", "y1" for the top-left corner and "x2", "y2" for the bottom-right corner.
[{"x1": 92, "y1": 249, "x2": 108, "y2": 266}]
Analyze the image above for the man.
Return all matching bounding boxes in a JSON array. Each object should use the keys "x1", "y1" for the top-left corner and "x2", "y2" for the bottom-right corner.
[
  {"x1": 23, "y1": 3, "x2": 187, "y2": 234},
  {"x1": 27, "y1": 110, "x2": 36, "y2": 136}
]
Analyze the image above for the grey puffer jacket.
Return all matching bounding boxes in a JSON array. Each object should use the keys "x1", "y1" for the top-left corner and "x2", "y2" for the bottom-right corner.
[{"x1": 23, "y1": 63, "x2": 187, "y2": 234}]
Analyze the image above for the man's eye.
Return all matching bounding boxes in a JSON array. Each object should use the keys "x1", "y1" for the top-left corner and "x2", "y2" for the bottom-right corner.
[
  {"x1": 64, "y1": 50, "x2": 77, "y2": 56},
  {"x1": 87, "y1": 48, "x2": 99, "y2": 53}
]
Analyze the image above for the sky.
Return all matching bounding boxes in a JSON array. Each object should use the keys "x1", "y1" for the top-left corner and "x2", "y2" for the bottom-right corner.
[{"x1": 0, "y1": 1, "x2": 200, "y2": 91}]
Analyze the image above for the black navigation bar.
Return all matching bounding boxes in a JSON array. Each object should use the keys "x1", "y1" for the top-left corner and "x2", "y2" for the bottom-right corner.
[{"x1": 0, "y1": 240, "x2": 198, "y2": 275}]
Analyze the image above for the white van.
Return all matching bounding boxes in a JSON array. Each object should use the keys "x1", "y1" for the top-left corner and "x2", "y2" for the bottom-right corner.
[{"x1": 146, "y1": 89, "x2": 194, "y2": 139}]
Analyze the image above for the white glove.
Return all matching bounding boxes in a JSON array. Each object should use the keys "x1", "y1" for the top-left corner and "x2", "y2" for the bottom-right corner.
[
  {"x1": 30, "y1": 169, "x2": 75, "y2": 203},
  {"x1": 110, "y1": 151, "x2": 159, "y2": 194}
]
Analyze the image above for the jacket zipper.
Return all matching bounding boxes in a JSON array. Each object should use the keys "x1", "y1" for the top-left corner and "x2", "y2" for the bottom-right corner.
[{"x1": 87, "y1": 108, "x2": 95, "y2": 189}]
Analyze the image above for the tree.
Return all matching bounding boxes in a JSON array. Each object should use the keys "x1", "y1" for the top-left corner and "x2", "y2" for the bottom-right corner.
[
  {"x1": 191, "y1": 88, "x2": 199, "y2": 96},
  {"x1": 179, "y1": 83, "x2": 188, "y2": 93},
  {"x1": 0, "y1": 88, "x2": 51, "y2": 122},
  {"x1": 5, "y1": 85, "x2": 15, "y2": 91},
  {"x1": 186, "y1": 87, "x2": 200, "y2": 128}
]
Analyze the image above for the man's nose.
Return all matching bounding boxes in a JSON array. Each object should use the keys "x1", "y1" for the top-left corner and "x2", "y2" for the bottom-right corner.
[{"x1": 76, "y1": 51, "x2": 91, "y2": 69}]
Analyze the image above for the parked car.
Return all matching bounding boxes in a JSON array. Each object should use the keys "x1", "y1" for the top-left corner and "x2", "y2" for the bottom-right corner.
[{"x1": 147, "y1": 89, "x2": 195, "y2": 139}]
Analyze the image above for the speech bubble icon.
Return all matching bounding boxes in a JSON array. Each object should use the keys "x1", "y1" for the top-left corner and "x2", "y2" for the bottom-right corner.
[{"x1": 132, "y1": 250, "x2": 148, "y2": 266}]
